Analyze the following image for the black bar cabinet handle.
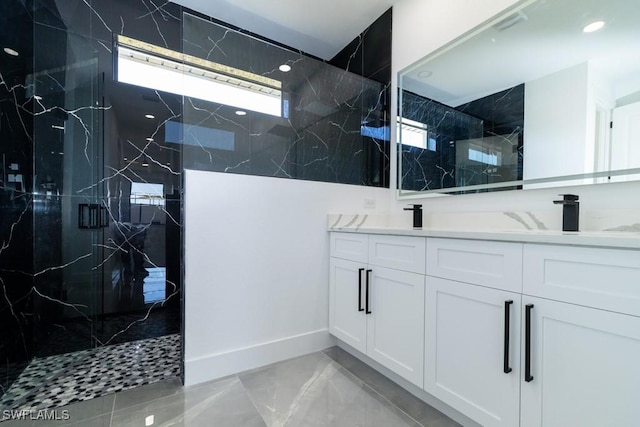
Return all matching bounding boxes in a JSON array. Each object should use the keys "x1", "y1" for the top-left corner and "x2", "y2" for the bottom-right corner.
[
  {"x1": 365, "y1": 269, "x2": 372, "y2": 314},
  {"x1": 503, "y1": 300, "x2": 513, "y2": 374},
  {"x1": 358, "y1": 268, "x2": 364, "y2": 312},
  {"x1": 525, "y1": 304, "x2": 534, "y2": 382}
]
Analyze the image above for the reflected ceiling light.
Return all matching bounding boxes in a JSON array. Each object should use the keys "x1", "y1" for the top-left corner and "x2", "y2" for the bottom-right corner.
[
  {"x1": 583, "y1": 21, "x2": 605, "y2": 33},
  {"x1": 124, "y1": 157, "x2": 128, "y2": 161},
  {"x1": 145, "y1": 415, "x2": 155, "y2": 426},
  {"x1": 279, "y1": 64, "x2": 291, "y2": 72},
  {"x1": 146, "y1": 137, "x2": 154, "y2": 141},
  {"x1": 51, "y1": 125, "x2": 65, "y2": 130},
  {"x1": 142, "y1": 160, "x2": 150, "y2": 167},
  {"x1": 3, "y1": 47, "x2": 19, "y2": 56},
  {"x1": 235, "y1": 110, "x2": 247, "y2": 116},
  {"x1": 33, "y1": 95, "x2": 43, "y2": 101},
  {"x1": 145, "y1": 114, "x2": 155, "y2": 119},
  {"x1": 417, "y1": 70, "x2": 432, "y2": 78}
]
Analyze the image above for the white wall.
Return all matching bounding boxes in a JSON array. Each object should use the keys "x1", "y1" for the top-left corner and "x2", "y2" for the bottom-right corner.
[
  {"x1": 391, "y1": 0, "x2": 640, "y2": 215},
  {"x1": 524, "y1": 63, "x2": 589, "y2": 181},
  {"x1": 184, "y1": 170, "x2": 389, "y2": 385}
]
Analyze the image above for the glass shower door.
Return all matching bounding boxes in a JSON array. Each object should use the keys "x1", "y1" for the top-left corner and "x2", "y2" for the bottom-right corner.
[{"x1": 31, "y1": 26, "x2": 103, "y2": 360}]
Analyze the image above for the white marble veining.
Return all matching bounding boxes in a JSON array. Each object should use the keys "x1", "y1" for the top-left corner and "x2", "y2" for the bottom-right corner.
[{"x1": 328, "y1": 211, "x2": 640, "y2": 249}]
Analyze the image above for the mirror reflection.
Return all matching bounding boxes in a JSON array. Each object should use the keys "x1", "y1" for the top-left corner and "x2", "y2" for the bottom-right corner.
[{"x1": 398, "y1": 0, "x2": 640, "y2": 195}]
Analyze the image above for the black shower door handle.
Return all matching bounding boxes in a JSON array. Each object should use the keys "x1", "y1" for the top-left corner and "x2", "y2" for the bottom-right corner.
[{"x1": 78, "y1": 203, "x2": 109, "y2": 229}]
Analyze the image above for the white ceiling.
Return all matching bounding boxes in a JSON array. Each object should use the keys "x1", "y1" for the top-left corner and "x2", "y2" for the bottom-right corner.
[{"x1": 172, "y1": 0, "x2": 397, "y2": 60}]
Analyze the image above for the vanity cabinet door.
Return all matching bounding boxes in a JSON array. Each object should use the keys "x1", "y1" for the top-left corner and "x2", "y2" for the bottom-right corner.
[
  {"x1": 425, "y1": 277, "x2": 521, "y2": 427},
  {"x1": 366, "y1": 266, "x2": 425, "y2": 388},
  {"x1": 329, "y1": 258, "x2": 367, "y2": 354},
  {"x1": 520, "y1": 297, "x2": 640, "y2": 427}
]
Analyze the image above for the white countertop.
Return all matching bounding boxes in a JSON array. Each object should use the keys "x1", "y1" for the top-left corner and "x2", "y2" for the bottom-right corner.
[{"x1": 328, "y1": 226, "x2": 640, "y2": 250}]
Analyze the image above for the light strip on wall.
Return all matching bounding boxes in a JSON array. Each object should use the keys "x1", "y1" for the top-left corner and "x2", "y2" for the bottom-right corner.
[{"x1": 116, "y1": 44, "x2": 282, "y2": 117}]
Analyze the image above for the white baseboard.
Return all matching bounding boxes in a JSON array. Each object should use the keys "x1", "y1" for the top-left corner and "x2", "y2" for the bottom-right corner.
[
  {"x1": 336, "y1": 340, "x2": 481, "y2": 427},
  {"x1": 184, "y1": 329, "x2": 336, "y2": 386}
]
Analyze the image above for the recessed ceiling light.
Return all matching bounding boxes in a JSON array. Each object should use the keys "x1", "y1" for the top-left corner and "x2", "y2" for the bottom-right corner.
[
  {"x1": 279, "y1": 64, "x2": 291, "y2": 72},
  {"x1": 235, "y1": 110, "x2": 247, "y2": 116},
  {"x1": 583, "y1": 21, "x2": 605, "y2": 33},
  {"x1": 417, "y1": 70, "x2": 433, "y2": 78},
  {"x1": 145, "y1": 114, "x2": 155, "y2": 119},
  {"x1": 3, "y1": 47, "x2": 19, "y2": 56}
]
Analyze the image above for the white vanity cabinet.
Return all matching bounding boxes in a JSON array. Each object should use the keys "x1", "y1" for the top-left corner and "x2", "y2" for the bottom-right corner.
[
  {"x1": 520, "y1": 296, "x2": 640, "y2": 427},
  {"x1": 329, "y1": 256, "x2": 368, "y2": 354},
  {"x1": 520, "y1": 244, "x2": 640, "y2": 427},
  {"x1": 425, "y1": 239, "x2": 523, "y2": 427},
  {"x1": 330, "y1": 231, "x2": 640, "y2": 427},
  {"x1": 425, "y1": 239, "x2": 640, "y2": 427},
  {"x1": 329, "y1": 232, "x2": 426, "y2": 387}
]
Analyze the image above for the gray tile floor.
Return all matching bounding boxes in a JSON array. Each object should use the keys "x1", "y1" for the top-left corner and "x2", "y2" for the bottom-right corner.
[{"x1": 0, "y1": 347, "x2": 460, "y2": 427}]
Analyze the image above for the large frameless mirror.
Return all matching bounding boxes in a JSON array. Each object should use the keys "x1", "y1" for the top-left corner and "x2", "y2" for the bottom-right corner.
[{"x1": 398, "y1": 0, "x2": 640, "y2": 196}]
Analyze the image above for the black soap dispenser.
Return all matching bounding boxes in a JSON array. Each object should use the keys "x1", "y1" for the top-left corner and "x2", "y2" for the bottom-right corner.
[
  {"x1": 403, "y1": 204, "x2": 423, "y2": 229},
  {"x1": 553, "y1": 194, "x2": 579, "y2": 232}
]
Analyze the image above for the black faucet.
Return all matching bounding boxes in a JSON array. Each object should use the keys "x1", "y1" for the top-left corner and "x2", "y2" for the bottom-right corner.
[
  {"x1": 403, "y1": 204, "x2": 423, "y2": 228},
  {"x1": 553, "y1": 194, "x2": 579, "y2": 232}
]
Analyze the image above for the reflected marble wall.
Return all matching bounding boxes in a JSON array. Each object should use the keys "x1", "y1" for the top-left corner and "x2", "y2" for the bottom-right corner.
[
  {"x1": 401, "y1": 91, "x2": 482, "y2": 191},
  {"x1": 400, "y1": 84, "x2": 524, "y2": 193}
]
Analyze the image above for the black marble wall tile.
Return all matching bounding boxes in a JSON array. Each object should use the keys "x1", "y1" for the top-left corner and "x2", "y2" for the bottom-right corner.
[
  {"x1": 330, "y1": 8, "x2": 392, "y2": 86},
  {"x1": 330, "y1": 8, "x2": 392, "y2": 187},
  {"x1": 34, "y1": 0, "x2": 183, "y2": 52},
  {"x1": 1, "y1": 0, "x2": 35, "y2": 395},
  {"x1": 181, "y1": 14, "x2": 389, "y2": 186}
]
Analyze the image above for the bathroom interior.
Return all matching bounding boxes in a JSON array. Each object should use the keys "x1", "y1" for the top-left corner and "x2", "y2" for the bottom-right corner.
[{"x1": 1, "y1": 0, "x2": 639, "y2": 425}]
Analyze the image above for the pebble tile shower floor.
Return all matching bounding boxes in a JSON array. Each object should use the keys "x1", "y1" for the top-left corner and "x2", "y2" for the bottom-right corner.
[{"x1": 0, "y1": 334, "x2": 180, "y2": 412}]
